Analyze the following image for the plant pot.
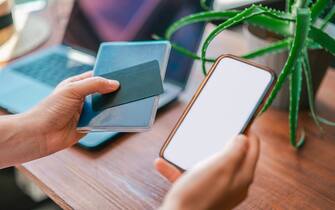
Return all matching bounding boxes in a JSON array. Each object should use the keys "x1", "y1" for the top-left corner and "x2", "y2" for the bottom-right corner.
[{"x1": 243, "y1": 25, "x2": 332, "y2": 110}]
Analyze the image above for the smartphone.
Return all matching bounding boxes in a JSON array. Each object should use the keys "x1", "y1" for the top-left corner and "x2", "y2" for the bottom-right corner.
[{"x1": 160, "y1": 55, "x2": 275, "y2": 171}]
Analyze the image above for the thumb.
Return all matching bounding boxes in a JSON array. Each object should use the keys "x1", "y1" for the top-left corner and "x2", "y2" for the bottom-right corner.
[
  {"x1": 64, "y1": 77, "x2": 119, "y2": 98},
  {"x1": 155, "y1": 158, "x2": 182, "y2": 183},
  {"x1": 192, "y1": 135, "x2": 249, "y2": 174}
]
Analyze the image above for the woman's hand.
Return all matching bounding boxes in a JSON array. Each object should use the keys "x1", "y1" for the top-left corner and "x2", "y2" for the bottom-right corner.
[
  {"x1": 25, "y1": 71, "x2": 119, "y2": 156},
  {"x1": 156, "y1": 135, "x2": 260, "y2": 210},
  {"x1": 1, "y1": 71, "x2": 119, "y2": 168}
]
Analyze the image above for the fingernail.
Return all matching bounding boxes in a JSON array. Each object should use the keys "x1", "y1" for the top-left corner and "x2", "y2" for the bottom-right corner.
[{"x1": 108, "y1": 80, "x2": 120, "y2": 87}]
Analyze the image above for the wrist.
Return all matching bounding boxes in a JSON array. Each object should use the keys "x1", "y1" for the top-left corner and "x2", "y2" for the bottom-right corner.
[
  {"x1": 14, "y1": 112, "x2": 48, "y2": 158},
  {"x1": 0, "y1": 113, "x2": 44, "y2": 168}
]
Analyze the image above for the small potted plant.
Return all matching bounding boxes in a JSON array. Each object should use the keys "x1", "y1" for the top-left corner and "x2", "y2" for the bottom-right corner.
[{"x1": 157, "y1": 0, "x2": 335, "y2": 148}]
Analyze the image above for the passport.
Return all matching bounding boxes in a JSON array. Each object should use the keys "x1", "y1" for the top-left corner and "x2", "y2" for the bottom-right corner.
[
  {"x1": 92, "y1": 60, "x2": 164, "y2": 111},
  {"x1": 77, "y1": 41, "x2": 171, "y2": 133}
]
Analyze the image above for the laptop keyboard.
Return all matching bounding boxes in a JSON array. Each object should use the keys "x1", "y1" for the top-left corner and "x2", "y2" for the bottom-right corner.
[{"x1": 12, "y1": 54, "x2": 93, "y2": 87}]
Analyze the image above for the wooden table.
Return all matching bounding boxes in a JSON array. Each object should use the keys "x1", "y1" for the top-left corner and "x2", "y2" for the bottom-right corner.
[
  {"x1": 4, "y1": 1, "x2": 335, "y2": 209},
  {"x1": 15, "y1": 69, "x2": 335, "y2": 210}
]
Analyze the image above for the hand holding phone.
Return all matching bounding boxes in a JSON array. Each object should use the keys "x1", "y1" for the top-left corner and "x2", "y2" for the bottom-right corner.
[
  {"x1": 156, "y1": 134, "x2": 260, "y2": 210},
  {"x1": 160, "y1": 55, "x2": 275, "y2": 170}
]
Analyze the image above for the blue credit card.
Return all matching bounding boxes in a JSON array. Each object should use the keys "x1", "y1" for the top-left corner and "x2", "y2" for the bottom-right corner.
[{"x1": 92, "y1": 60, "x2": 164, "y2": 111}]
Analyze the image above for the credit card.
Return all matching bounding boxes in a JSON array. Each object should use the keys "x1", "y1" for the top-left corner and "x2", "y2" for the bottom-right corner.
[{"x1": 92, "y1": 60, "x2": 164, "y2": 111}]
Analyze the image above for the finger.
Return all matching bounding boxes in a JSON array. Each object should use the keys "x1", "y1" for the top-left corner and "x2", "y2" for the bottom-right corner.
[
  {"x1": 193, "y1": 135, "x2": 249, "y2": 175},
  {"x1": 155, "y1": 158, "x2": 182, "y2": 183},
  {"x1": 65, "y1": 77, "x2": 120, "y2": 98},
  {"x1": 239, "y1": 134, "x2": 260, "y2": 180},
  {"x1": 68, "y1": 71, "x2": 93, "y2": 82},
  {"x1": 57, "y1": 71, "x2": 93, "y2": 87}
]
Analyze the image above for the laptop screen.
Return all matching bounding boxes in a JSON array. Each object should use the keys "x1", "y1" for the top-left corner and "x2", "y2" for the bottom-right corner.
[{"x1": 63, "y1": 0, "x2": 204, "y2": 87}]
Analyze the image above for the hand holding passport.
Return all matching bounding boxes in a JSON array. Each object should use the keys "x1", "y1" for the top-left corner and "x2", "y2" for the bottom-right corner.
[{"x1": 77, "y1": 41, "x2": 171, "y2": 132}]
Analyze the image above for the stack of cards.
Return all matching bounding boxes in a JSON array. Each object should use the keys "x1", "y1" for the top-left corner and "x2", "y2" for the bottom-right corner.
[{"x1": 77, "y1": 41, "x2": 171, "y2": 132}]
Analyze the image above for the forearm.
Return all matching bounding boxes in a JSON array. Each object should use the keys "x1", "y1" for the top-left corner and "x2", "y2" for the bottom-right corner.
[{"x1": 0, "y1": 114, "x2": 43, "y2": 169}]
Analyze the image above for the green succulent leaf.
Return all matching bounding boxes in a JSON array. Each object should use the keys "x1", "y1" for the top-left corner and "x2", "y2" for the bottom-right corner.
[
  {"x1": 287, "y1": 0, "x2": 295, "y2": 12},
  {"x1": 160, "y1": 34, "x2": 317, "y2": 66},
  {"x1": 257, "y1": 6, "x2": 295, "y2": 21},
  {"x1": 168, "y1": 13, "x2": 293, "y2": 65},
  {"x1": 301, "y1": 50, "x2": 323, "y2": 130},
  {"x1": 290, "y1": 0, "x2": 309, "y2": 18},
  {"x1": 152, "y1": 34, "x2": 216, "y2": 62},
  {"x1": 160, "y1": 38, "x2": 318, "y2": 66},
  {"x1": 161, "y1": 15, "x2": 296, "y2": 65},
  {"x1": 296, "y1": 129, "x2": 306, "y2": 148},
  {"x1": 317, "y1": 116, "x2": 335, "y2": 126},
  {"x1": 241, "y1": 38, "x2": 320, "y2": 60},
  {"x1": 171, "y1": 41, "x2": 216, "y2": 63},
  {"x1": 200, "y1": 5, "x2": 297, "y2": 75},
  {"x1": 165, "y1": 11, "x2": 239, "y2": 39},
  {"x1": 200, "y1": 0, "x2": 210, "y2": 10},
  {"x1": 261, "y1": 8, "x2": 311, "y2": 113},
  {"x1": 307, "y1": 39, "x2": 322, "y2": 49},
  {"x1": 245, "y1": 14, "x2": 293, "y2": 36},
  {"x1": 321, "y1": 5, "x2": 335, "y2": 30},
  {"x1": 309, "y1": 26, "x2": 335, "y2": 55},
  {"x1": 301, "y1": 50, "x2": 335, "y2": 128},
  {"x1": 302, "y1": 50, "x2": 335, "y2": 128},
  {"x1": 292, "y1": 0, "x2": 310, "y2": 10},
  {"x1": 242, "y1": 38, "x2": 292, "y2": 59},
  {"x1": 289, "y1": 59, "x2": 304, "y2": 148},
  {"x1": 311, "y1": 0, "x2": 331, "y2": 22},
  {"x1": 165, "y1": 6, "x2": 294, "y2": 41},
  {"x1": 199, "y1": 5, "x2": 295, "y2": 74},
  {"x1": 201, "y1": 5, "x2": 268, "y2": 74},
  {"x1": 307, "y1": 0, "x2": 314, "y2": 6}
]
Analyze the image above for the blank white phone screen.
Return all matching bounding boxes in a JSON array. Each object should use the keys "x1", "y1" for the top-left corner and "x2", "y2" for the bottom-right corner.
[{"x1": 163, "y1": 57, "x2": 273, "y2": 170}]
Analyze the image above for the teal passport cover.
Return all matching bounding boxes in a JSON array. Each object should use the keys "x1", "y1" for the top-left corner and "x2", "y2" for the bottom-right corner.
[
  {"x1": 92, "y1": 60, "x2": 164, "y2": 111},
  {"x1": 77, "y1": 41, "x2": 171, "y2": 132}
]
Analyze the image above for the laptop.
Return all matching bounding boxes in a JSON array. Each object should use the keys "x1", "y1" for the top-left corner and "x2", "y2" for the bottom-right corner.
[{"x1": 0, "y1": 0, "x2": 204, "y2": 149}]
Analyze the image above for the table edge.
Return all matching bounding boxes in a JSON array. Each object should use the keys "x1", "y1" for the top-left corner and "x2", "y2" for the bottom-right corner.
[{"x1": 16, "y1": 165, "x2": 73, "y2": 210}]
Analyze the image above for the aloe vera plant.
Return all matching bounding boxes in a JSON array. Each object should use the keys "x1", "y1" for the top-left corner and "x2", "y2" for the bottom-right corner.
[{"x1": 160, "y1": 0, "x2": 335, "y2": 148}]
